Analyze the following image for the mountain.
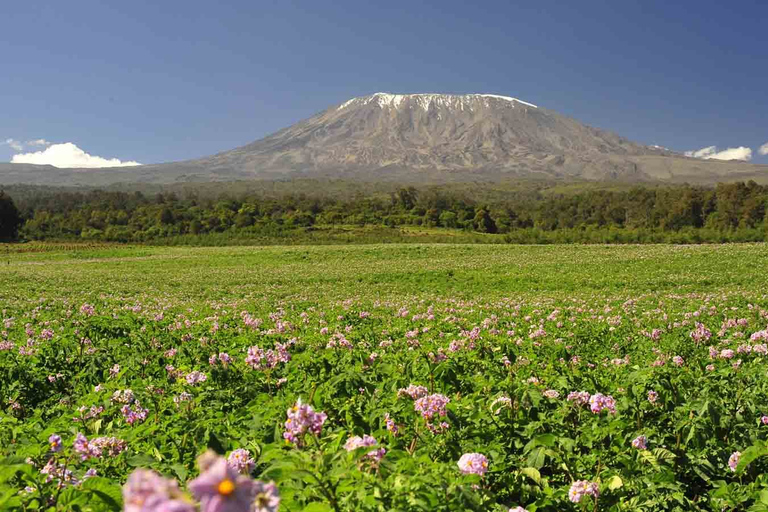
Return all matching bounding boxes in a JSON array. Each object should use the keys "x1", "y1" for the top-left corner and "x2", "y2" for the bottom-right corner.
[{"x1": 1, "y1": 92, "x2": 767, "y2": 186}]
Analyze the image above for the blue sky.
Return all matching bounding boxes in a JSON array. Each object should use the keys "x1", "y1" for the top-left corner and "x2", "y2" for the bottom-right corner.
[{"x1": 2, "y1": 0, "x2": 767, "y2": 166}]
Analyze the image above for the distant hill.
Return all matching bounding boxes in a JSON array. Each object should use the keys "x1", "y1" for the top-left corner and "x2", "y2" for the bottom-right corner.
[{"x1": 2, "y1": 93, "x2": 767, "y2": 186}]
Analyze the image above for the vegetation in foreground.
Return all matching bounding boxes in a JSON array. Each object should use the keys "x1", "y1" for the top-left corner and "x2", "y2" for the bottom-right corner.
[{"x1": 2, "y1": 244, "x2": 768, "y2": 511}]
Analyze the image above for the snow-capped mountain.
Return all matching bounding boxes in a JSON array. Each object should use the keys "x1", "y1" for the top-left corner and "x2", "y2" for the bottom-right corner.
[{"x1": 1, "y1": 92, "x2": 766, "y2": 186}]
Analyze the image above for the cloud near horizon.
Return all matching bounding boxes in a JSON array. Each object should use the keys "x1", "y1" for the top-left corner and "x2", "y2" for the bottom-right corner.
[
  {"x1": 11, "y1": 142, "x2": 141, "y2": 168},
  {"x1": 759, "y1": 142, "x2": 768, "y2": 156},
  {"x1": 3, "y1": 138, "x2": 24, "y2": 151},
  {"x1": 684, "y1": 145, "x2": 753, "y2": 161}
]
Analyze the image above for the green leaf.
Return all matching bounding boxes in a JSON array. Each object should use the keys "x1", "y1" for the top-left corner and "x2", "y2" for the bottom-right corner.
[
  {"x1": 171, "y1": 463, "x2": 189, "y2": 482},
  {"x1": 519, "y1": 467, "x2": 542, "y2": 485},
  {"x1": 736, "y1": 443, "x2": 768, "y2": 473},
  {"x1": 527, "y1": 446, "x2": 547, "y2": 469},
  {"x1": 301, "y1": 502, "x2": 334, "y2": 512},
  {"x1": 81, "y1": 476, "x2": 123, "y2": 511},
  {"x1": 607, "y1": 475, "x2": 623, "y2": 490}
]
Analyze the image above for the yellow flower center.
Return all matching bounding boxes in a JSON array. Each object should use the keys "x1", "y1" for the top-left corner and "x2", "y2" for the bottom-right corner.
[{"x1": 217, "y1": 479, "x2": 236, "y2": 496}]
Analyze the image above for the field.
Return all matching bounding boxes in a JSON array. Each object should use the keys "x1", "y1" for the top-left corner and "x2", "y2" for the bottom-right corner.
[{"x1": 2, "y1": 243, "x2": 768, "y2": 511}]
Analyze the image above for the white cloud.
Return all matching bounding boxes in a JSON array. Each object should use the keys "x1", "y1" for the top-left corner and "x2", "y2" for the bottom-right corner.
[
  {"x1": 759, "y1": 142, "x2": 768, "y2": 156},
  {"x1": 3, "y1": 138, "x2": 24, "y2": 151},
  {"x1": 25, "y1": 139, "x2": 50, "y2": 147},
  {"x1": 684, "y1": 145, "x2": 752, "y2": 161},
  {"x1": 11, "y1": 142, "x2": 141, "y2": 168}
]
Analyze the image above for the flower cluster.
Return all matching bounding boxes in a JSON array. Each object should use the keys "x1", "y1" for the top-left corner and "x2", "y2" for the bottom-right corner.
[
  {"x1": 185, "y1": 371, "x2": 208, "y2": 385},
  {"x1": 245, "y1": 343, "x2": 290, "y2": 371},
  {"x1": 457, "y1": 453, "x2": 488, "y2": 476},
  {"x1": 344, "y1": 434, "x2": 386, "y2": 462},
  {"x1": 588, "y1": 393, "x2": 617, "y2": 415},
  {"x1": 397, "y1": 384, "x2": 428, "y2": 400},
  {"x1": 123, "y1": 453, "x2": 281, "y2": 512},
  {"x1": 121, "y1": 403, "x2": 149, "y2": 425},
  {"x1": 227, "y1": 448, "x2": 256, "y2": 474},
  {"x1": 283, "y1": 399, "x2": 327, "y2": 445},
  {"x1": 566, "y1": 391, "x2": 590, "y2": 405},
  {"x1": 728, "y1": 451, "x2": 741, "y2": 472},
  {"x1": 414, "y1": 393, "x2": 450, "y2": 421},
  {"x1": 123, "y1": 469, "x2": 193, "y2": 512},
  {"x1": 568, "y1": 480, "x2": 599, "y2": 503}
]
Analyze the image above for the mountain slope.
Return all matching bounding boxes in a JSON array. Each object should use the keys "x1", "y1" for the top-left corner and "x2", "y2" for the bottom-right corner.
[{"x1": 1, "y1": 93, "x2": 767, "y2": 186}]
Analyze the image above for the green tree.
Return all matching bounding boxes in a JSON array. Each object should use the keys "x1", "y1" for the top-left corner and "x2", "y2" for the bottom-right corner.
[
  {"x1": 473, "y1": 208, "x2": 497, "y2": 233},
  {"x1": 0, "y1": 191, "x2": 23, "y2": 241}
]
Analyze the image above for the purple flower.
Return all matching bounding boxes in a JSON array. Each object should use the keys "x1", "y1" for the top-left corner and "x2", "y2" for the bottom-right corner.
[
  {"x1": 283, "y1": 399, "x2": 327, "y2": 445},
  {"x1": 728, "y1": 451, "x2": 741, "y2": 472},
  {"x1": 142, "y1": 495, "x2": 196, "y2": 512},
  {"x1": 344, "y1": 434, "x2": 386, "y2": 462},
  {"x1": 457, "y1": 453, "x2": 488, "y2": 476},
  {"x1": 49, "y1": 434, "x2": 62, "y2": 453},
  {"x1": 589, "y1": 393, "x2": 616, "y2": 415},
  {"x1": 397, "y1": 384, "x2": 428, "y2": 400},
  {"x1": 121, "y1": 402, "x2": 149, "y2": 425},
  {"x1": 647, "y1": 390, "x2": 659, "y2": 404},
  {"x1": 227, "y1": 449, "x2": 255, "y2": 474},
  {"x1": 568, "y1": 480, "x2": 599, "y2": 503},
  {"x1": 414, "y1": 393, "x2": 450, "y2": 421},
  {"x1": 251, "y1": 480, "x2": 280, "y2": 512},
  {"x1": 188, "y1": 457, "x2": 259, "y2": 512},
  {"x1": 185, "y1": 371, "x2": 208, "y2": 386},
  {"x1": 73, "y1": 433, "x2": 101, "y2": 460},
  {"x1": 567, "y1": 391, "x2": 590, "y2": 405},
  {"x1": 384, "y1": 413, "x2": 399, "y2": 435},
  {"x1": 631, "y1": 435, "x2": 647, "y2": 450},
  {"x1": 123, "y1": 469, "x2": 185, "y2": 512}
]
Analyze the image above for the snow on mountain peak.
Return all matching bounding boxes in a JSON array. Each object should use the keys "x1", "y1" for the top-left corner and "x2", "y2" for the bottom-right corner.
[{"x1": 337, "y1": 93, "x2": 537, "y2": 111}]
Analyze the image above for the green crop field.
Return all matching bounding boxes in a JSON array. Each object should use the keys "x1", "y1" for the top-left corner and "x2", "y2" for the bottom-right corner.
[{"x1": 2, "y1": 243, "x2": 768, "y2": 511}]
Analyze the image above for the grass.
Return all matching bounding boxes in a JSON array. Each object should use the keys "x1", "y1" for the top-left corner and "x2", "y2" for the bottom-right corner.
[{"x1": 2, "y1": 243, "x2": 767, "y2": 302}]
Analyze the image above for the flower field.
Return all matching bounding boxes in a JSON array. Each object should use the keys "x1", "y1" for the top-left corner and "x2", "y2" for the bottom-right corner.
[{"x1": 2, "y1": 243, "x2": 768, "y2": 511}]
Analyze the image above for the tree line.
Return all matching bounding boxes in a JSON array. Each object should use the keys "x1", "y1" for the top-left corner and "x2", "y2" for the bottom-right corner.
[{"x1": 1, "y1": 180, "x2": 768, "y2": 243}]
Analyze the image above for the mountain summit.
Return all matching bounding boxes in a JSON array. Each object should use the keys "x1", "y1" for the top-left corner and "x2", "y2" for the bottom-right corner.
[
  {"x1": 197, "y1": 92, "x2": 665, "y2": 181},
  {"x1": 1, "y1": 92, "x2": 767, "y2": 186}
]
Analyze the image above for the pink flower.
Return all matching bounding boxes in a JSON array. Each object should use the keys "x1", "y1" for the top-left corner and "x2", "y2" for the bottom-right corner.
[
  {"x1": 48, "y1": 434, "x2": 62, "y2": 453},
  {"x1": 589, "y1": 393, "x2": 616, "y2": 415},
  {"x1": 568, "y1": 480, "x2": 599, "y2": 503},
  {"x1": 384, "y1": 413, "x2": 399, "y2": 435},
  {"x1": 509, "y1": 508, "x2": 529, "y2": 512},
  {"x1": 226, "y1": 449, "x2": 255, "y2": 474},
  {"x1": 344, "y1": 434, "x2": 386, "y2": 462},
  {"x1": 457, "y1": 453, "x2": 488, "y2": 476},
  {"x1": 189, "y1": 456, "x2": 273, "y2": 512},
  {"x1": 397, "y1": 384, "x2": 429, "y2": 400},
  {"x1": 567, "y1": 391, "x2": 590, "y2": 405},
  {"x1": 283, "y1": 399, "x2": 327, "y2": 445},
  {"x1": 185, "y1": 371, "x2": 207, "y2": 386},
  {"x1": 672, "y1": 355, "x2": 684, "y2": 367},
  {"x1": 761, "y1": 415, "x2": 768, "y2": 425},
  {"x1": 631, "y1": 435, "x2": 647, "y2": 450},
  {"x1": 647, "y1": 390, "x2": 659, "y2": 404},
  {"x1": 728, "y1": 451, "x2": 741, "y2": 472},
  {"x1": 73, "y1": 433, "x2": 101, "y2": 460},
  {"x1": 414, "y1": 393, "x2": 450, "y2": 421},
  {"x1": 123, "y1": 469, "x2": 189, "y2": 512}
]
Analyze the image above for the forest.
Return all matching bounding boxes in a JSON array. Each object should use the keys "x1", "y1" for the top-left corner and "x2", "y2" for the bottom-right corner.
[{"x1": 1, "y1": 180, "x2": 768, "y2": 244}]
